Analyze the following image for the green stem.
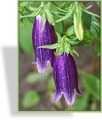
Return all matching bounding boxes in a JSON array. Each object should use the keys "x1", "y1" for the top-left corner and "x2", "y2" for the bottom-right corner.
[{"x1": 51, "y1": 1, "x2": 59, "y2": 7}]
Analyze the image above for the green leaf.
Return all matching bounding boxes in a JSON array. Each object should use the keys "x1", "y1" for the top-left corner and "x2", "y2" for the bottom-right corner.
[
  {"x1": 22, "y1": 91, "x2": 40, "y2": 108},
  {"x1": 77, "y1": 31, "x2": 95, "y2": 46},
  {"x1": 26, "y1": 70, "x2": 51, "y2": 84},
  {"x1": 66, "y1": 37, "x2": 80, "y2": 46},
  {"x1": 56, "y1": 6, "x2": 67, "y2": 13},
  {"x1": 60, "y1": 1, "x2": 71, "y2": 9},
  {"x1": 38, "y1": 43, "x2": 58, "y2": 49},
  {"x1": 90, "y1": 16, "x2": 100, "y2": 38},
  {"x1": 54, "y1": 20, "x2": 63, "y2": 34},
  {"x1": 82, "y1": 8, "x2": 100, "y2": 18},
  {"x1": 93, "y1": 44, "x2": 100, "y2": 56},
  {"x1": 20, "y1": 1, "x2": 28, "y2": 7},
  {"x1": 51, "y1": 1, "x2": 59, "y2": 7},
  {"x1": 84, "y1": 30, "x2": 94, "y2": 41},
  {"x1": 74, "y1": 93, "x2": 89, "y2": 111},
  {"x1": 93, "y1": 41, "x2": 100, "y2": 56},
  {"x1": 82, "y1": 12, "x2": 92, "y2": 30},
  {"x1": 45, "y1": 2, "x2": 51, "y2": 9},
  {"x1": 25, "y1": 73, "x2": 39, "y2": 84},
  {"x1": 48, "y1": 78, "x2": 55, "y2": 90},
  {"x1": 19, "y1": 19, "x2": 33, "y2": 54},
  {"x1": 55, "y1": 12, "x2": 71, "y2": 23},
  {"x1": 79, "y1": 71, "x2": 100, "y2": 100},
  {"x1": 96, "y1": 1, "x2": 100, "y2": 7},
  {"x1": 55, "y1": 4, "x2": 74, "y2": 23},
  {"x1": 20, "y1": 7, "x2": 40, "y2": 19},
  {"x1": 66, "y1": 25, "x2": 75, "y2": 36}
]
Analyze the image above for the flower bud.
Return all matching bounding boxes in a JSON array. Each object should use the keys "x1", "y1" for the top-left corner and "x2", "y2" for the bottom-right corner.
[{"x1": 74, "y1": 14, "x2": 83, "y2": 40}]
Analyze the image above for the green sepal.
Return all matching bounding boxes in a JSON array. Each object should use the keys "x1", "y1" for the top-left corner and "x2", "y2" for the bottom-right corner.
[
  {"x1": 64, "y1": 43, "x2": 71, "y2": 54},
  {"x1": 37, "y1": 43, "x2": 58, "y2": 49},
  {"x1": 54, "y1": 45, "x2": 64, "y2": 56},
  {"x1": 40, "y1": 10, "x2": 46, "y2": 30},
  {"x1": 56, "y1": 32, "x2": 62, "y2": 42},
  {"x1": 44, "y1": 2, "x2": 55, "y2": 25}
]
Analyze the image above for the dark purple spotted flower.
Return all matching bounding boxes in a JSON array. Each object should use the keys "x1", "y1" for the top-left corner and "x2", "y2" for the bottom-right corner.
[
  {"x1": 32, "y1": 15, "x2": 55, "y2": 74},
  {"x1": 52, "y1": 53, "x2": 82, "y2": 106}
]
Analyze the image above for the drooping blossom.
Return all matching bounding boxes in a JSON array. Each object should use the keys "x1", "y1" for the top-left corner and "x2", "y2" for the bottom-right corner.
[
  {"x1": 32, "y1": 15, "x2": 56, "y2": 74},
  {"x1": 52, "y1": 53, "x2": 82, "y2": 106}
]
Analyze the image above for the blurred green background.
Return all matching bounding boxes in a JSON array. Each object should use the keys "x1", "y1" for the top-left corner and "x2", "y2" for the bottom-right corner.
[{"x1": 19, "y1": 1, "x2": 100, "y2": 111}]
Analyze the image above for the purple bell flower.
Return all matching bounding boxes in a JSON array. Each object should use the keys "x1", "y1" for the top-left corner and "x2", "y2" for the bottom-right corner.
[
  {"x1": 32, "y1": 15, "x2": 55, "y2": 74},
  {"x1": 52, "y1": 53, "x2": 82, "y2": 106}
]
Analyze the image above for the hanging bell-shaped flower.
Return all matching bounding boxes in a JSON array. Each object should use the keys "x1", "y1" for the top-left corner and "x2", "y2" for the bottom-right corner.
[
  {"x1": 52, "y1": 53, "x2": 82, "y2": 106},
  {"x1": 32, "y1": 15, "x2": 56, "y2": 74}
]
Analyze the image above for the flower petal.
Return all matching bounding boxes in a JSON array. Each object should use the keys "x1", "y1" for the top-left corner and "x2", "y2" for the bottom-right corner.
[
  {"x1": 52, "y1": 53, "x2": 82, "y2": 106},
  {"x1": 67, "y1": 54, "x2": 83, "y2": 95},
  {"x1": 32, "y1": 15, "x2": 56, "y2": 74},
  {"x1": 52, "y1": 92, "x2": 62, "y2": 102},
  {"x1": 64, "y1": 92, "x2": 76, "y2": 106}
]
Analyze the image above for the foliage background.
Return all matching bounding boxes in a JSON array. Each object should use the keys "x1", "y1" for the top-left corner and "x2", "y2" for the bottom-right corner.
[{"x1": 19, "y1": 1, "x2": 100, "y2": 111}]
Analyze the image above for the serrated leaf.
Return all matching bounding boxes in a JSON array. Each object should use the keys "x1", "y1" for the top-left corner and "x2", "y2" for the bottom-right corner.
[
  {"x1": 79, "y1": 71, "x2": 100, "y2": 100},
  {"x1": 38, "y1": 43, "x2": 58, "y2": 49},
  {"x1": 22, "y1": 91, "x2": 40, "y2": 108}
]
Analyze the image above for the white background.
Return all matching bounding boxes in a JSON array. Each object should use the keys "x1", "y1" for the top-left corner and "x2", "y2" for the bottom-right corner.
[{"x1": 0, "y1": 0, "x2": 102, "y2": 120}]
